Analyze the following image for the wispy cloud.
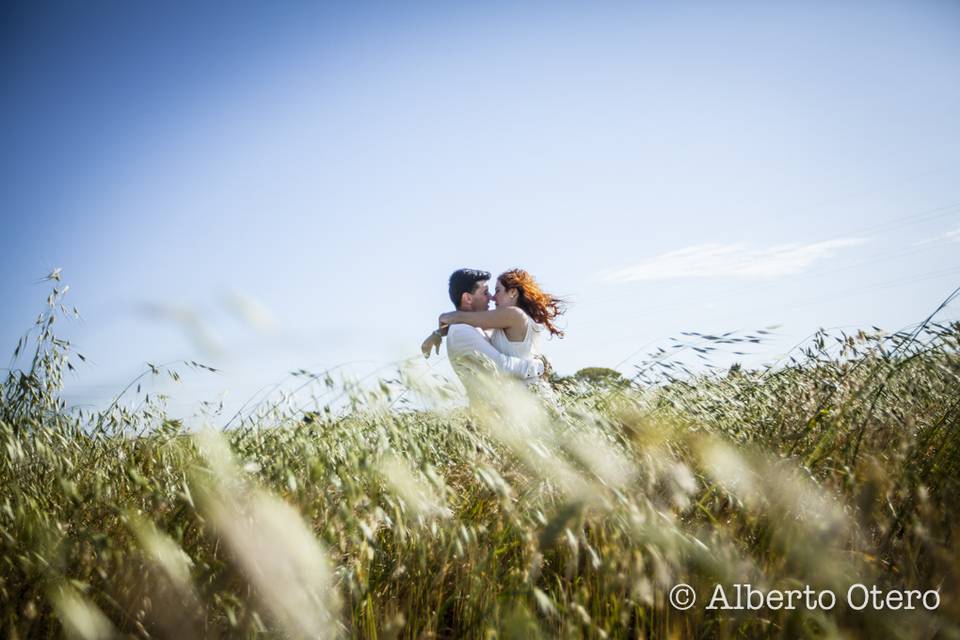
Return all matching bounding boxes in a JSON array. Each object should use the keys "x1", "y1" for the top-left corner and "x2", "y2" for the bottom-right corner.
[
  {"x1": 599, "y1": 238, "x2": 868, "y2": 283},
  {"x1": 912, "y1": 227, "x2": 960, "y2": 247}
]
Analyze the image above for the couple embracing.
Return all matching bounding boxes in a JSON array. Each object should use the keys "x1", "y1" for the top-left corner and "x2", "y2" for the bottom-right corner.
[{"x1": 421, "y1": 268, "x2": 565, "y2": 406}]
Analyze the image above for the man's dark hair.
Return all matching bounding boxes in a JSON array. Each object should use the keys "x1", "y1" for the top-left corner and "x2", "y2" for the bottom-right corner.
[{"x1": 448, "y1": 268, "x2": 491, "y2": 308}]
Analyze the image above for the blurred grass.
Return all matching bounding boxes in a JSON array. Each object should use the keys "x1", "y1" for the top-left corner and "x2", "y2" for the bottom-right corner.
[{"x1": 1, "y1": 281, "x2": 959, "y2": 639}]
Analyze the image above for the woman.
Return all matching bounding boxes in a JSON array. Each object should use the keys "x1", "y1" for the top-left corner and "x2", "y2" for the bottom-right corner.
[{"x1": 436, "y1": 269, "x2": 565, "y2": 386}]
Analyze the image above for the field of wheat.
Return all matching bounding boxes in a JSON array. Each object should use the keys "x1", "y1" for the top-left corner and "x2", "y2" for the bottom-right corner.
[{"x1": 2, "y1": 282, "x2": 958, "y2": 639}]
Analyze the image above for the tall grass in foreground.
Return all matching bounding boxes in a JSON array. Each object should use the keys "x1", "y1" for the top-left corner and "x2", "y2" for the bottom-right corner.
[{"x1": 2, "y1": 282, "x2": 959, "y2": 639}]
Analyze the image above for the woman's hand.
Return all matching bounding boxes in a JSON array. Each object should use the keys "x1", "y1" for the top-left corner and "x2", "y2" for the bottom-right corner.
[{"x1": 421, "y1": 331, "x2": 442, "y2": 358}]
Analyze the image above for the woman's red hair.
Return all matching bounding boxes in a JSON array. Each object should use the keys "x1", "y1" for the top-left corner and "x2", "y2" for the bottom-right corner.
[{"x1": 498, "y1": 269, "x2": 566, "y2": 337}]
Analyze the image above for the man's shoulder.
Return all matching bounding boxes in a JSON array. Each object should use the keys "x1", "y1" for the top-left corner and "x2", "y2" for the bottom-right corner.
[
  {"x1": 447, "y1": 324, "x2": 481, "y2": 338},
  {"x1": 446, "y1": 324, "x2": 487, "y2": 356}
]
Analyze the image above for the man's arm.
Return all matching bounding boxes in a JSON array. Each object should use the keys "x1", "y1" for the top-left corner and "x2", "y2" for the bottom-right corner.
[{"x1": 448, "y1": 326, "x2": 543, "y2": 379}]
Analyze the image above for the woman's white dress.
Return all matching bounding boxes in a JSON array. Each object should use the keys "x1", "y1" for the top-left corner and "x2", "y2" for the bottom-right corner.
[
  {"x1": 490, "y1": 311, "x2": 562, "y2": 411},
  {"x1": 490, "y1": 312, "x2": 540, "y2": 361}
]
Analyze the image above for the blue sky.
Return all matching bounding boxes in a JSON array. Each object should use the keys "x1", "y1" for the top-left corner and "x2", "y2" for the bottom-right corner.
[{"x1": 3, "y1": 1, "x2": 959, "y2": 420}]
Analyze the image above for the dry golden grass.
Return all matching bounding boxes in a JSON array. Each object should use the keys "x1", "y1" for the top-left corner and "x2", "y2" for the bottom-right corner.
[{"x1": 2, "y1": 281, "x2": 959, "y2": 638}]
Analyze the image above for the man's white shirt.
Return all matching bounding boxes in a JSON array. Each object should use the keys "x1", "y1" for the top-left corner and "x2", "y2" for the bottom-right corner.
[{"x1": 445, "y1": 324, "x2": 543, "y2": 390}]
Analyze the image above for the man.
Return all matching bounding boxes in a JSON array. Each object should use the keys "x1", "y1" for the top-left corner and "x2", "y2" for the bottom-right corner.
[{"x1": 422, "y1": 268, "x2": 543, "y2": 403}]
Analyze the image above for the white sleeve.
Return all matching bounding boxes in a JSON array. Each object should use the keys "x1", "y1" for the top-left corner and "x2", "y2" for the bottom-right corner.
[{"x1": 450, "y1": 326, "x2": 544, "y2": 380}]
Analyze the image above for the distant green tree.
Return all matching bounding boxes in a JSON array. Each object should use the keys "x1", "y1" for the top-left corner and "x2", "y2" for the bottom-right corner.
[{"x1": 573, "y1": 367, "x2": 628, "y2": 390}]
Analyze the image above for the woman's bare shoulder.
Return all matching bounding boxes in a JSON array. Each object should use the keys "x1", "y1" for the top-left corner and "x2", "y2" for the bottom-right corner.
[{"x1": 506, "y1": 306, "x2": 530, "y2": 321}]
